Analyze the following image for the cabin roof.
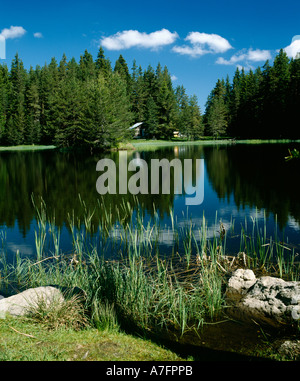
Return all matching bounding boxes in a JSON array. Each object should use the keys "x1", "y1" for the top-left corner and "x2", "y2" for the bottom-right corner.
[{"x1": 129, "y1": 122, "x2": 143, "y2": 130}]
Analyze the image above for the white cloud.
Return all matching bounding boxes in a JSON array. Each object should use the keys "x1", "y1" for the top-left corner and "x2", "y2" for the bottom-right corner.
[
  {"x1": 0, "y1": 35, "x2": 5, "y2": 59},
  {"x1": 216, "y1": 56, "x2": 243, "y2": 65},
  {"x1": 172, "y1": 32, "x2": 233, "y2": 57},
  {"x1": 247, "y1": 48, "x2": 271, "y2": 62},
  {"x1": 172, "y1": 45, "x2": 208, "y2": 57},
  {"x1": 284, "y1": 36, "x2": 300, "y2": 58},
  {"x1": 33, "y1": 32, "x2": 43, "y2": 38},
  {"x1": 186, "y1": 32, "x2": 233, "y2": 53},
  {"x1": 236, "y1": 63, "x2": 255, "y2": 71},
  {"x1": 0, "y1": 26, "x2": 26, "y2": 39},
  {"x1": 216, "y1": 48, "x2": 271, "y2": 66},
  {"x1": 171, "y1": 75, "x2": 178, "y2": 81},
  {"x1": 100, "y1": 29, "x2": 178, "y2": 50}
]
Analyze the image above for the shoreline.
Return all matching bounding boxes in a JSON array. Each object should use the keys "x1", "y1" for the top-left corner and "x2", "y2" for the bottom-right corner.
[
  {"x1": 1, "y1": 139, "x2": 300, "y2": 153},
  {"x1": 0, "y1": 145, "x2": 57, "y2": 152}
]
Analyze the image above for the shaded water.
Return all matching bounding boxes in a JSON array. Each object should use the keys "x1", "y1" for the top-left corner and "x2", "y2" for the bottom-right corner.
[{"x1": 1, "y1": 142, "x2": 300, "y2": 259}]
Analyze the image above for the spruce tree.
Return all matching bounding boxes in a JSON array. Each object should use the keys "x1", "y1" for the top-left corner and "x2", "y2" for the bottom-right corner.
[
  {"x1": 156, "y1": 66, "x2": 177, "y2": 139},
  {"x1": 175, "y1": 85, "x2": 190, "y2": 137},
  {"x1": 39, "y1": 58, "x2": 59, "y2": 143},
  {"x1": 114, "y1": 54, "x2": 131, "y2": 94},
  {"x1": 130, "y1": 60, "x2": 146, "y2": 123},
  {"x1": 79, "y1": 50, "x2": 95, "y2": 81},
  {"x1": 288, "y1": 56, "x2": 300, "y2": 136},
  {"x1": 187, "y1": 95, "x2": 203, "y2": 139},
  {"x1": 205, "y1": 80, "x2": 228, "y2": 138},
  {"x1": 0, "y1": 64, "x2": 9, "y2": 143},
  {"x1": 144, "y1": 95, "x2": 159, "y2": 137},
  {"x1": 25, "y1": 66, "x2": 41, "y2": 143},
  {"x1": 95, "y1": 46, "x2": 112, "y2": 78},
  {"x1": 6, "y1": 53, "x2": 27, "y2": 145}
]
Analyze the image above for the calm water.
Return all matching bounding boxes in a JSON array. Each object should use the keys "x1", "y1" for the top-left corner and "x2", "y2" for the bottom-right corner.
[{"x1": 1, "y1": 142, "x2": 300, "y2": 259}]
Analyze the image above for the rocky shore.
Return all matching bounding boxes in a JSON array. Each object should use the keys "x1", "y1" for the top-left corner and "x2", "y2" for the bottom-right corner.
[{"x1": 1, "y1": 269, "x2": 299, "y2": 360}]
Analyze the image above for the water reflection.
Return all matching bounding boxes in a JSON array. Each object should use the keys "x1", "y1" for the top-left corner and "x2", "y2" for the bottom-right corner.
[
  {"x1": 204, "y1": 143, "x2": 300, "y2": 229},
  {"x1": 0, "y1": 142, "x2": 300, "y2": 257}
]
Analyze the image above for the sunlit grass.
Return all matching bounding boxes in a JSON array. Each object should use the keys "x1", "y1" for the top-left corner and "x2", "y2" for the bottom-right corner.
[
  {"x1": 0, "y1": 317, "x2": 185, "y2": 361},
  {"x1": 0, "y1": 145, "x2": 56, "y2": 151},
  {"x1": 127, "y1": 138, "x2": 300, "y2": 153}
]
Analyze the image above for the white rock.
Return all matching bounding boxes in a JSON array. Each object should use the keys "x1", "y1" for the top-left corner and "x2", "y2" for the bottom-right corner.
[
  {"x1": 0, "y1": 286, "x2": 65, "y2": 318},
  {"x1": 227, "y1": 269, "x2": 256, "y2": 297},
  {"x1": 226, "y1": 269, "x2": 300, "y2": 326}
]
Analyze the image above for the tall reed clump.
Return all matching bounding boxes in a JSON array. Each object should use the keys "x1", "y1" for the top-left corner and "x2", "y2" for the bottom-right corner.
[
  {"x1": 88, "y1": 253, "x2": 221, "y2": 336},
  {"x1": 238, "y1": 211, "x2": 300, "y2": 280}
]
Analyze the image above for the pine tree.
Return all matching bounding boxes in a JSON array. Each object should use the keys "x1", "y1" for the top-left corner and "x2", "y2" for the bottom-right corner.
[
  {"x1": 6, "y1": 53, "x2": 27, "y2": 145},
  {"x1": 0, "y1": 64, "x2": 9, "y2": 143},
  {"x1": 187, "y1": 95, "x2": 203, "y2": 139},
  {"x1": 67, "y1": 57, "x2": 79, "y2": 79},
  {"x1": 206, "y1": 97, "x2": 228, "y2": 138},
  {"x1": 288, "y1": 56, "x2": 300, "y2": 136},
  {"x1": 130, "y1": 60, "x2": 146, "y2": 123},
  {"x1": 144, "y1": 95, "x2": 159, "y2": 137},
  {"x1": 269, "y1": 49, "x2": 290, "y2": 137},
  {"x1": 205, "y1": 79, "x2": 228, "y2": 138},
  {"x1": 40, "y1": 58, "x2": 59, "y2": 143},
  {"x1": 175, "y1": 85, "x2": 190, "y2": 136},
  {"x1": 155, "y1": 66, "x2": 177, "y2": 139},
  {"x1": 49, "y1": 70, "x2": 88, "y2": 148},
  {"x1": 79, "y1": 50, "x2": 95, "y2": 81},
  {"x1": 58, "y1": 53, "x2": 67, "y2": 81},
  {"x1": 227, "y1": 68, "x2": 241, "y2": 137},
  {"x1": 95, "y1": 72, "x2": 133, "y2": 147},
  {"x1": 25, "y1": 66, "x2": 41, "y2": 143},
  {"x1": 95, "y1": 46, "x2": 112, "y2": 78},
  {"x1": 114, "y1": 55, "x2": 131, "y2": 94}
]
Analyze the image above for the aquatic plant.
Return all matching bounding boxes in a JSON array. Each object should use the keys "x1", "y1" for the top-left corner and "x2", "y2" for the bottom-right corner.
[{"x1": 0, "y1": 197, "x2": 299, "y2": 338}]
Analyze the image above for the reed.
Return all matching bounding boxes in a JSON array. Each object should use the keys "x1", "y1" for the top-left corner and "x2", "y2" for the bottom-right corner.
[{"x1": 0, "y1": 197, "x2": 299, "y2": 338}]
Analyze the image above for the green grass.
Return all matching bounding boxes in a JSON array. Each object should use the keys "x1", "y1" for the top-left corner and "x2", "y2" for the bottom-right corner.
[
  {"x1": 0, "y1": 317, "x2": 186, "y2": 361},
  {"x1": 129, "y1": 138, "x2": 300, "y2": 151},
  {"x1": 130, "y1": 138, "x2": 235, "y2": 150},
  {"x1": 234, "y1": 139, "x2": 300, "y2": 145},
  {"x1": 0, "y1": 145, "x2": 56, "y2": 152}
]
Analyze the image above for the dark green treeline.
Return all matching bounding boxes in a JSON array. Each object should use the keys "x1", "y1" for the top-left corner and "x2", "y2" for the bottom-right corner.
[
  {"x1": 0, "y1": 48, "x2": 203, "y2": 149},
  {"x1": 204, "y1": 49, "x2": 300, "y2": 139}
]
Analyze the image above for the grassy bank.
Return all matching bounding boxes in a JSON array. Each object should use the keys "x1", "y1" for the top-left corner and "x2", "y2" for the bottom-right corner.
[
  {"x1": 130, "y1": 138, "x2": 235, "y2": 150},
  {"x1": 0, "y1": 317, "x2": 186, "y2": 361},
  {"x1": 0, "y1": 198, "x2": 299, "y2": 360},
  {"x1": 0, "y1": 145, "x2": 57, "y2": 152},
  {"x1": 1, "y1": 139, "x2": 299, "y2": 153},
  {"x1": 129, "y1": 138, "x2": 300, "y2": 151}
]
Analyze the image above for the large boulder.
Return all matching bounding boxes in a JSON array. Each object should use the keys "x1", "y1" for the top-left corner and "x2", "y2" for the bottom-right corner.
[
  {"x1": 226, "y1": 269, "x2": 300, "y2": 327},
  {"x1": 0, "y1": 286, "x2": 65, "y2": 318}
]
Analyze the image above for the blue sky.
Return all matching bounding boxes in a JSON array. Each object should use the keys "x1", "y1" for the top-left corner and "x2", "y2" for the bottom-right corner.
[{"x1": 1, "y1": 0, "x2": 300, "y2": 110}]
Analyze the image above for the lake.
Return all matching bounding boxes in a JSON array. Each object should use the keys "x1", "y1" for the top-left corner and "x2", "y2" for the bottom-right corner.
[{"x1": 1, "y1": 141, "x2": 300, "y2": 260}]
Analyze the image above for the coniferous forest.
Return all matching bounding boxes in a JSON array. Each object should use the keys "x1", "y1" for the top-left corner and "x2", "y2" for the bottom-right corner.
[
  {"x1": 205, "y1": 49, "x2": 300, "y2": 139},
  {"x1": 0, "y1": 47, "x2": 203, "y2": 149},
  {"x1": 0, "y1": 47, "x2": 300, "y2": 150}
]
